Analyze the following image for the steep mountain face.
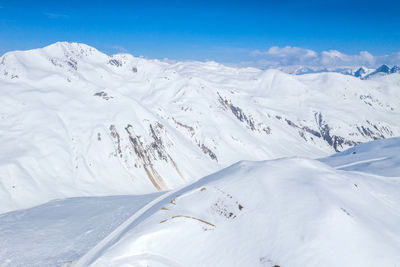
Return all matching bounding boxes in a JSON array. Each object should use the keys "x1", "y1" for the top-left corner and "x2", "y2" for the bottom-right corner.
[
  {"x1": 391, "y1": 65, "x2": 400, "y2": 73},
  {"x1": 364, "y1": 64, "x2": 391, "y2": 79},
  {"x1": 0, "y1": 42, "x2": 400, "y2": 213},
  {"x1": 353, "y1": 66, "x2": 369, "y2": 78},
  {"x1": 372, "y1": 64, "x2": 391, "y2": 74}
]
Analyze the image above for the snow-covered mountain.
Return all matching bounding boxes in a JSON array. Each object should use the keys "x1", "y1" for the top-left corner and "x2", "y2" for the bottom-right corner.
[
  {"x1": 363, "y1": 64, "x2": 400, "y2": 79},
  {"x1": 281, "y1": 64, "x2": 400, "y2": 79},
  {"x1": 0, "y1": 42, "x2": 400, "y2": 213},
  {"x1": 353, "y1": 66, "x2": 372, "y2": 79},
  {"x1": 1, "y1": 137, "x2": 399, "y2": 266},
  {"x1": 278, "y1": 65, "x2": 362, "y2": 76}
]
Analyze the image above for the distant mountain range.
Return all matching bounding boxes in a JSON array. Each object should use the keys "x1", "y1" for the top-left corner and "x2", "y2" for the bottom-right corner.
[{"x1": 281, "y1": 64, "x2": 400, "y2": 79}]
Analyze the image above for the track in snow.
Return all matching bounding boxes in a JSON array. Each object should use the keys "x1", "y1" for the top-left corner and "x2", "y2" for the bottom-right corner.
[{"x1": 333, "y1": 157, "x2": 387, "y2": 170}]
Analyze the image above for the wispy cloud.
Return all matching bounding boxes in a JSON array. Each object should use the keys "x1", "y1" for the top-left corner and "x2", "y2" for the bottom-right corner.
[
  {"x1": 248, "y1": 46, "x2": 400, "y2": 69},
  {"x1": 44, "y1": 13, "x2": 69, "y2": 19},
  {"x1": 112, "y1": 46, "x2": 128, "y2": 53}
]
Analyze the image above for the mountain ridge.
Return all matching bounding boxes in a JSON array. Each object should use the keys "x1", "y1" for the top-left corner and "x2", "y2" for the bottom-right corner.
[{"x1": 0, "y1": 42, "x2": 399, "y2": 213}]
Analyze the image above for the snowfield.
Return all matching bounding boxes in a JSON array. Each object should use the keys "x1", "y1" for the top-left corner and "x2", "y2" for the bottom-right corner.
[
  {"x1": 0, "y1": 193, "x2": 162, "y2": 266},
  {"x1": 0, "y1": 138, "x2": 399, "y2": 266},
  {"x1": 1, "y1": 42, "x2": 400, "y2": 213},
  {"x1": 321, "y1": 137, "x2": 400, "y2": 177},
  {"x1": 86, "y1": 139, "x2": 400, "y2": 267}
]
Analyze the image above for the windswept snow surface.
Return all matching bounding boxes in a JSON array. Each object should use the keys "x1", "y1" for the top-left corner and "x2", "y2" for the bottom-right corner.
[
  {"x1": 0, "y1": 138, "x2": 399, "y2": 266},
  {"x1": 1, "y1": 42, "x2": 400, "y2": 213},
  {"x1": 88, "y1": 147, "x2": 400, "y2": 266},
  {"x1": 0, "y1": 193, "x2": 161, "y2": 266},
  {"x1": 321, "y1": 137, "x2": 400, "y2": 177}
]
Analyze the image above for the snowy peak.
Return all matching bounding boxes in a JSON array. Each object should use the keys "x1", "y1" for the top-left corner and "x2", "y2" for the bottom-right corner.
[
  {"x1": 282, "y1": 64, "x2": 400, "y2": 80},
  {"x1": 0, "y1": 42, "x2": 97, "y2": 79},
  {"x1": 369, "y1": 64, "x2": 390, "y2": 75},
  {"x1": 0, "y1": 42, "x2": 144, "y2": 82},
  {"x1": 391, "y1": 65, "x2": 400, "y2": 73},
  {"x1": 0, "y1": 42, "x2": 105, "y2": 67},
  {"x1": 363, "y1": 64, "x2": 396, "y2": 79},
  {"x1": 41, "y1": 42, "x2": 103, "y2": 58},
  {"x1": 353, "y1": 66, "x2": 368, "y2": 78},
  {"x1": 375, "y1": 64, "x2": 391, "y2": 73}
]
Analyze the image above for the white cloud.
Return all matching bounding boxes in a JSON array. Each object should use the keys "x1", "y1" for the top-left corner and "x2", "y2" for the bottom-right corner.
[
  {"x1": 249, "y1": 46, "x2": 400, "y2": 69},
  {"x1": 44, "y1": 13, "x2": 69, "y2": 19},
  {"x1": 112, "y1": 46, "x2": 128, "y2": 53}
]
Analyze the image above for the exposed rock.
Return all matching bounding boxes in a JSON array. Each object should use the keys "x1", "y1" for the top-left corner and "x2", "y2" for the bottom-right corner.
[
  {"x1": 94, "y1": 91, "x2": 113, "y2": 100},
  {"x1": 109, "y1": 125, "x2": 122, "y2": 158},
  {"x1": 218, "y1": 93, "x2": 255, "y2": 131},
  {"x1": 172, "y1": 118, "x2": 195, "y2": 137},
  {"x1": 124, "y1": 124, "x2": 168, "y2": 191},
  {"x1": 108, "y1": 59, "x2": 122, "y2": 67},
  {"x1": 218, "y1": 93, "x2": 271, "y2": 135},
  {"x1": 200, "y1": 144, "x2": 218, "y2": 161},
  {"x1": 67, "y1": 58, "x2": 77, "y2": 70},
  {"x1": 314, "y1": 113, "x2": 358, "y2": 152}
]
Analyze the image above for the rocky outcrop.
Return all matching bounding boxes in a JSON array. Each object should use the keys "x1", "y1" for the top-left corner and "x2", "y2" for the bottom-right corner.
[
  {"x1": 172, "y1": 118, "x2": 218, "y2": 161},
  {"x1": 109, "y1": 125, "x2": 122, "y2": 158},
  {"x1": 124, "y1": 124, "x2": 168, "y2": 191},
  {"x1": 218, "y1": 93, "x2": 271, "y2": 135},
  {"x1": 108, "y1": 59, "x2": 122, "y2": 67},
  {"x1": 314, "y1": 113, "x2": 359, "y2": 152},
  {"x1": 108, "y1": 122, "x2": 188, "y2": 191}
]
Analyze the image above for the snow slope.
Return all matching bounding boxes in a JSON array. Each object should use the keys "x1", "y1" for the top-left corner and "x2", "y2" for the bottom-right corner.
[
  {"x1": 86, "y1": 138, "x2": 400, "y2": 267},
  {"x1": 0, "y1": 138, "x2": 399, "y2": 267},
  {"x1": 1, "y1": 42, "x2": 400, "y2": 213},
  {"x1": 321, "y1": 137, "x2": 400, "y2": 177},
  {"x1": 0, "y1": 193, "x2": 161, "y2": 266}
]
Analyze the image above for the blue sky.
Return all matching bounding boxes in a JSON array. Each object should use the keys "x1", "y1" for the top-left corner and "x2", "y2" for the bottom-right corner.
[{"x1": 0, "y1": 0, "x2": 399, "y2": 67}]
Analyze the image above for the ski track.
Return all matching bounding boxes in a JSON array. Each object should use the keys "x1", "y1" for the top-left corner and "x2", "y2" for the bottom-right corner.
[
  {"x1": 110, "y1": 253, "x2": 184, "y2": 267},
  {"x1": 334, "y1": 157, "x2": 387, "y2": 169}
]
